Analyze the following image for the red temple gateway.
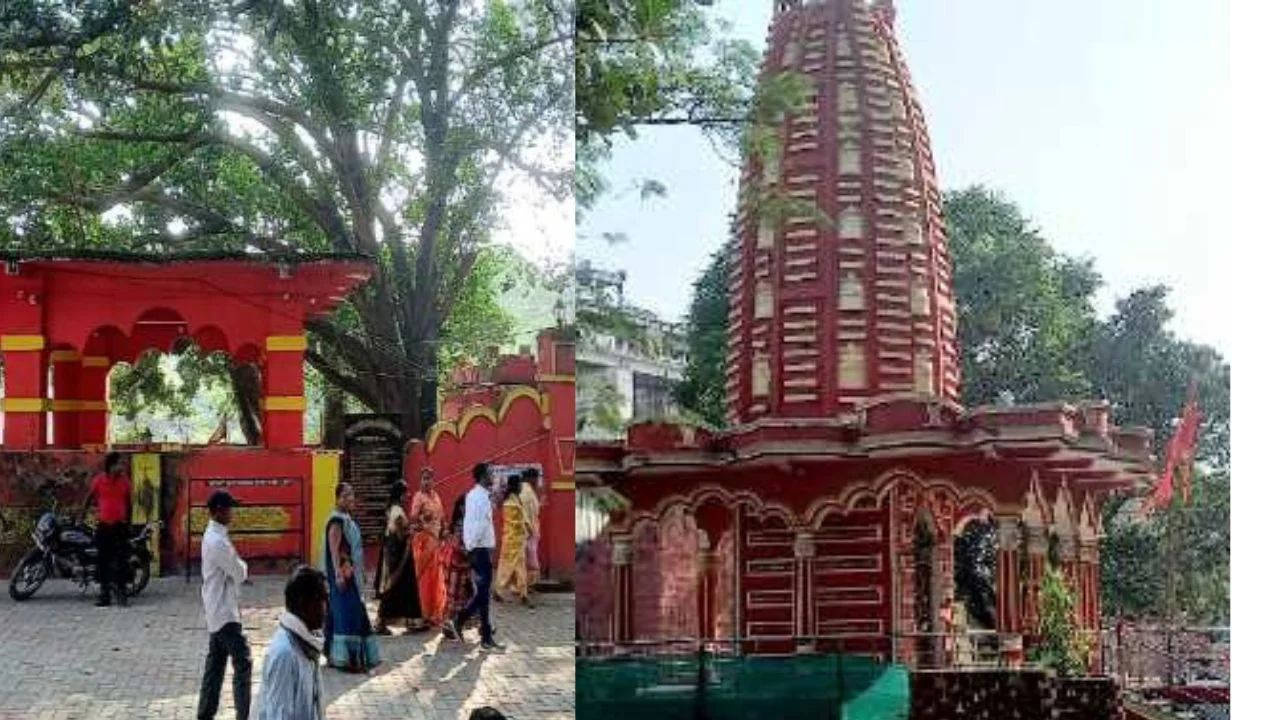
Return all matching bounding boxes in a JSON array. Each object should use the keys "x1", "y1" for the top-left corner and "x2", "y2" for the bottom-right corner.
[
  {"x1": 578, "y1": 1, "x2": 1153, "y2": 667},
  {"x1": 0, "y1": 252, "x2": 369, "y2": 450},
  {"x1": 0, "y1": 251, "x2": 372, "y2": 573}
]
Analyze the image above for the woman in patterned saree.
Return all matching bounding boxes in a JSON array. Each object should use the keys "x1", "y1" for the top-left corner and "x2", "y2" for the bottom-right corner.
[
  {"x1": 442, "y1": 494, "x2": 475, "y2": 629},
  {"x1": 323, "y1": 482, "x2": 381, "y2": 672}
]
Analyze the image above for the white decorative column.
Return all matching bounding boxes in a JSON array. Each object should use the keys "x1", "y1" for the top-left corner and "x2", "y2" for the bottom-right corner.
[
  {"x1": 611, "y1": 532, "x2": 634, "y2": 645},
  {"x1": 794, "y1": 530, "x2": 816, "y2": 651},
  {"x1": 996, "y1": 515, "x2": 1025, "y2": 666},
  {"x1": 696, "y1": 532, "x2": 718, "y2": 642}
]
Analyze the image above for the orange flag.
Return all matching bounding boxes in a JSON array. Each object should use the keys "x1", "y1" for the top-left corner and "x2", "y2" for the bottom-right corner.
[{"x1": 1143, "y1": 385, "x2": 1201, "y2": 514}]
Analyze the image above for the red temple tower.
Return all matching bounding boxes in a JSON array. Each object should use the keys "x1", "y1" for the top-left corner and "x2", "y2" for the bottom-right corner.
[{"x1": 578, "y1": 0, "x2": 1153, "y2": 667}]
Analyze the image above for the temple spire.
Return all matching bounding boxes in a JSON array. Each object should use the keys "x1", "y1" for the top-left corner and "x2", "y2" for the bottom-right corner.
[
  {"x1": 773, "y1": 1, "x2": 897, "y2": 24},
  {"x1": 873, "y1": 0, "x2": 897, "y2": 25}
]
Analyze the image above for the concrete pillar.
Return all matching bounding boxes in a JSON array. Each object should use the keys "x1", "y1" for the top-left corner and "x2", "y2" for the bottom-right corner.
[
  {"x1": 2, "y1": 334, "x2": 48, "y2": 448},
  {"x1": 262, "y1": 335, "x2": 305, "y2": 448},
  {"x1": 1059, "y1": 532, "x2": 1080, "y2": 617},
  {"x1": 611, "y1": 532, "x2": 634, "y2": 645},
  {"x1": 1023, "y1": 524, "x2": 1048, "y2": 637},
  {"x1": 696, "y1": 533, "x2": 718, "y2": 642},
  {"x1": 78, "y1": 356, "x2": 110, "y2": 446},
  {"x1": 1079, "y1": 540, "x2": 1102, "y2": 673},
  {"x1": 996, "y1": 516, "x2": 1024, "y2": 666},
  {"x1": 50, "y1": 350, "x2": 82, "y2": 448}
]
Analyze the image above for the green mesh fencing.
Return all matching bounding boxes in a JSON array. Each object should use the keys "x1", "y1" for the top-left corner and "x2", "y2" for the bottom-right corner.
[{"x1": 576, "y1": 653, "x2": 911, "y2": 720}]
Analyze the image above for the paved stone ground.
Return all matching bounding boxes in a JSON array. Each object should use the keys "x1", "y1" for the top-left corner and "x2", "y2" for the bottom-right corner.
[{"x1": 0, "y1": 577, "x2": 573, "y2": 719}]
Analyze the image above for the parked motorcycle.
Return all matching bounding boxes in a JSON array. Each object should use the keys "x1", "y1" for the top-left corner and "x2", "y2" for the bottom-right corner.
[{"x1": 8, "y1": 498, "x2": 160, "y2": 601}]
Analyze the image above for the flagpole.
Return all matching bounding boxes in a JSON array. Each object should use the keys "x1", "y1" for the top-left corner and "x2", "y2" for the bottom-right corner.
[{"x1": 1163, "y1": 494, "x2": 1180, "y2": 686}]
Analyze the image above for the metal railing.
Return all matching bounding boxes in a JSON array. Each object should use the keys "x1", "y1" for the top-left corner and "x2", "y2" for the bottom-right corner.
[
  {"x1": 578, "y1": 630, "x2": 1018, "y2": 670},
  {"x1": 1100, "y1": 623, "x2": 1229, "y2": 705}
]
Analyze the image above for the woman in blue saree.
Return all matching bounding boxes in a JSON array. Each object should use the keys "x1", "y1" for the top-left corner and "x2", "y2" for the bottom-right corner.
[{"x1": 323, "y1": 482, "x2": 381, "y2": 673}]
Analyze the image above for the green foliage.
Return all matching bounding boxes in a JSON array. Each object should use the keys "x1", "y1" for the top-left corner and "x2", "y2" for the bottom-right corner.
[
  {"x1": 108, "y1": 346, "x2": 236, "y2": 442},
  {"x1": 1032, "y1": 567, "x2": 1091, "y2": 677},
  {"x1": 945, "y1": 187, "x2": 1231, "y2": 624},
  {"x1": 577, "y1": 484, "x2": 631, "y2": 518},
  {"x1": 575, "y1": 0, "x2": 757, "y2": 205},
  {"x1": 674, "y1": 243, "x2": 730, "y2": 427},
  {"x1": 577, "y1": 373, "x2": 628, "y2": 437},
  {"x1": 574, "y1": 0, "x2": 812, "y2": 220},
  {"x1": 946, "y1": 187, "x2": 1101, "y2": 406},
  {"x1": 436, "y1": 244, "x2": 532, "y2": 384}
]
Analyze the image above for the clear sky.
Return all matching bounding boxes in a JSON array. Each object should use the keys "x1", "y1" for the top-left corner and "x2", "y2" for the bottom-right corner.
[{"x1": 578, "y1": 0, "x2": 1230, "y2": 359}]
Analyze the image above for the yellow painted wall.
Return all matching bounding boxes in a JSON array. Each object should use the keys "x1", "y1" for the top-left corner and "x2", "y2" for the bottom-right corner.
[
  {"x1": 310, "y1": 451, "x2": 341, "y2": 567},
  {"x1": 130, "y1": 453, "x2": 162, "y2": 576}
]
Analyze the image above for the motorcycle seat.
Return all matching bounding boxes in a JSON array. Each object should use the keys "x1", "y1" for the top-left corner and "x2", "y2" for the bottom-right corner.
[{"x1": 60, "y1": 529, "x2": 93, "y2": 545}]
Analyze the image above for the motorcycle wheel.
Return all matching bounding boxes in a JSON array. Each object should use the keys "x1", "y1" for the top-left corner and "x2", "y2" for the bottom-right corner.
[
  {"x1": 9, "y1": 551, "x2": 49, "y2": 601},
  {"x1": 126, "y1": 554, "x2": 150, "y2": 597}
]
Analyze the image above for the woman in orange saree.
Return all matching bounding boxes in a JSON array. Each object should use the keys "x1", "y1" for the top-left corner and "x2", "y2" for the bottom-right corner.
[{"x1": 409, "y1": 468, "x2": 448, "y2": 626}]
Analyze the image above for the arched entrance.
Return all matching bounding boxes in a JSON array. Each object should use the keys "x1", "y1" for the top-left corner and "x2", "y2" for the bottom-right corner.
[{"x1": 953, "y1": 515, "x2": 997, "y2": 664}]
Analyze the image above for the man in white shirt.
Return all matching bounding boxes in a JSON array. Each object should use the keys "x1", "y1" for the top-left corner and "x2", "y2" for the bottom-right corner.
[
  {"x1": 257, "y1": 565, "x2": 328, "y2": 720},
  {"x1": 443, "y1": 463, "x2": 502, "y2": 650},
  {"x1": 197, "y1": 490, "x2": 252, "y2": 720}
]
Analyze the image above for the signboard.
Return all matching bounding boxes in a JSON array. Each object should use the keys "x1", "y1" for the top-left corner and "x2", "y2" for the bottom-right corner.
[
  {"x1": 185, "y1": 476, "x2": 305, "y2": 580},
  {"x1": 490, "y1": 463, "x2": 545, "y2": 496},
  {"x1": 342, "y1": 415, "x2": 405, "y2": 544}
]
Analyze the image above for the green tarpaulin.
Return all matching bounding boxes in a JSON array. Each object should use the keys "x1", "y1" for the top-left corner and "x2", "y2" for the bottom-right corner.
[{"x1": 577, "y1": 654, "x2": 911, "y2": 720}]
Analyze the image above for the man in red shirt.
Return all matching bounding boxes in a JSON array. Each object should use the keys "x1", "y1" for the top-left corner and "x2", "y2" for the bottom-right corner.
[{"x1": 83, "y1": 452, "x2": 132, "y2": 607}]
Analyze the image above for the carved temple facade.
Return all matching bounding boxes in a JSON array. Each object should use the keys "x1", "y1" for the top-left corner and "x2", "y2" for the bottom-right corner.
[{"x1": 575, "y1": 0, "x2": 1153, "y2": 668}]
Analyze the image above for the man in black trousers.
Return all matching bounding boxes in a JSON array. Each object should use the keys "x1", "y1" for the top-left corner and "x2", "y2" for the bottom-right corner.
[
  {"x1": 197, "y1": 490, "x2": 251, "y2": 720},
  {"x1": 443, "y1": 462, "x2": 504, "y2": 650},
  {"x1": 82, "y1": 452, "x2": 131, "y2": 607}
]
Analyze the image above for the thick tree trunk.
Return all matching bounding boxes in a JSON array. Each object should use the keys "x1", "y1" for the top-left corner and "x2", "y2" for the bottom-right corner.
[
  {"x1": 322, "y1": 381, "x2": 345, "y2": 449},
  {"x1": 419, "y1": 344, "x2": 441, "y2": 436},
  {"x1": 229, "y1": 363, "x2": 263, "y2": 445}
]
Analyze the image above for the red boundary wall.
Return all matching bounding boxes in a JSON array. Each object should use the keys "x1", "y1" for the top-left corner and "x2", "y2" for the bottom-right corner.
[{"x1": 414, "y1": 329, "x2": 575, "y2": 583}]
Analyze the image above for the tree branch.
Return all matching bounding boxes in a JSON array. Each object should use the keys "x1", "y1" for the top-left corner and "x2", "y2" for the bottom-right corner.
[
  {"x1": 57, "y1": 136, "x2": 207, "y2": 208},
  {"x1": 372, "y1": 76, "x2": 409, "y2": 193},
  {"x1": 452, "y1": 31, "x2": 572, "y2": 104},
  {"x1": 303, "y1": 317, "x2": 378, "y2": 376},
  {"x1": 58, "y1": 58, "x2": 338, "y2": 158},
  {"x1": 72, "y1": 124, "x2": 354, "y2": 247},
  {"x1": 304, "y1": 347, "x2": 378, "y2": 410},
  {"x1": 206, "y1": 130, "x2": 354, "y2": 248},
  {"x1": 435, "y1": 243, "x2": 480, "y2": 324}
]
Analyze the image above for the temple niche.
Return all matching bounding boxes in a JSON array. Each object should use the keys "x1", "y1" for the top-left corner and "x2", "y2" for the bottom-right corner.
[{"x1": 576, "y1": 0, "x2": 1154, "y2": 671}]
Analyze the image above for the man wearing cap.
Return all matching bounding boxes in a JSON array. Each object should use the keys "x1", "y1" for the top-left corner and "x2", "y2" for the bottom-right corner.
[{"x1": 197, "y1": 489, "x2": 252, "y2": 720}]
